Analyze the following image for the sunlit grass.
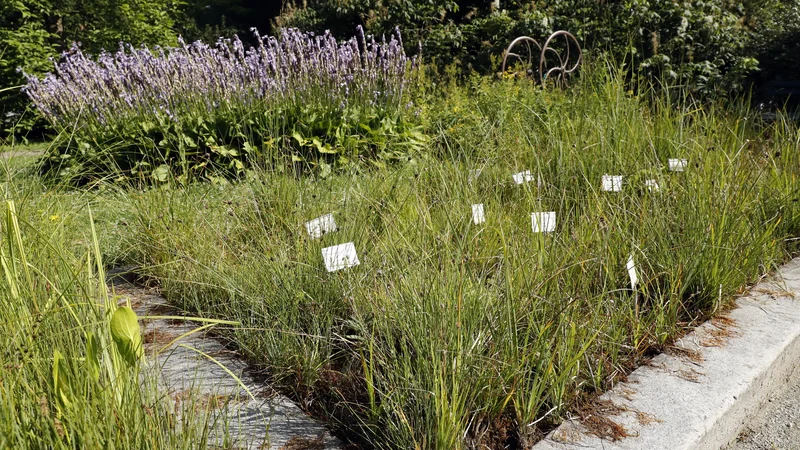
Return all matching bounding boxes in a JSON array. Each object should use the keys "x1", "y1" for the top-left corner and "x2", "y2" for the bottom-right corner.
[
  {"x1": 112, "y1": 68, "x2": 800, "y2": 447},
  {"x1": 3, "y1": 62, "x2": 800, "y2": 449}
]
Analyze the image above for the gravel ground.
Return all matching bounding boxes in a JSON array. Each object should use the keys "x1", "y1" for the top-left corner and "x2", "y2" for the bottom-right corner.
[{"x1": 726, "y1": 363, "x2": 800, "y2": 450}]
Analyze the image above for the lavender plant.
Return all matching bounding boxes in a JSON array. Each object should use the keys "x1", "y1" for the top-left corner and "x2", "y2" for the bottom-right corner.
[{"x1": 23, "y1": 27, "x2": 422, "y2": 184}]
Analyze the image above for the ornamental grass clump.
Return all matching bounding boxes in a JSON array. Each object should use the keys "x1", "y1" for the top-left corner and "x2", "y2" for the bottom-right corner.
[{"x1": 24, "y1": 27, "x2": 422, "y2": 184}]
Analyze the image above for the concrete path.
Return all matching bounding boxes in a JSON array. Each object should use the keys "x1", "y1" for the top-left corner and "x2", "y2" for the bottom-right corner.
[
  {"x1": 726, "y1": 363, "x2": 800, "y2": 450},
  {"x1": 112, "y1": 282, "x2": 342, "y2": 450}
]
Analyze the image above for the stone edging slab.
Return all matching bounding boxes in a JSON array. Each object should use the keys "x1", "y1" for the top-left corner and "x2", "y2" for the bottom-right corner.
[
  {"x1": 112, "y1": 281, "x2": 342, "y2": 450},
  {"x1": 532, "y1": 258, "x2": 800, "y2": 450}
]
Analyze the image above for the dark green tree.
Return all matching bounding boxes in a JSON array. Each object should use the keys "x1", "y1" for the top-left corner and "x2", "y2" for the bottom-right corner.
[{"x1": 1, "y1": 0, "x2": 184, "y2": 139}]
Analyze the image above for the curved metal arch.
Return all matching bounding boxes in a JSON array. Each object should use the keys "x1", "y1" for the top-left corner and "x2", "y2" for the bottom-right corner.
[
  {"x1": 501, "y1": 36, "x2": 543, "y2": 76},
  {"x1": 539, "y1": 30, "x2": 582, "y2": 87},
  {"x1": 500, "y1": 30, "x2": 582, "y2": 87}
]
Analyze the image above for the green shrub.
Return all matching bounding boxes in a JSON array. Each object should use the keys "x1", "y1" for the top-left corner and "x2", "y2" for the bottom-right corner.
[
  {"x1": 0, "y1": 0, "x2": 183, "y2": 140},
  {"x1": 278, "y1": 0, "x2": 761, "y2": 95}
]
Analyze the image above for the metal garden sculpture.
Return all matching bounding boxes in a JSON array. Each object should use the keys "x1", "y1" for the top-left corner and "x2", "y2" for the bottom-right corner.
[{"x1": 501, "y1": 31, "x2": 582, "y2": 87}]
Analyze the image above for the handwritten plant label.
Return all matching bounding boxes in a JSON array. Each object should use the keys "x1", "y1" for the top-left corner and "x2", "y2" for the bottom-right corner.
[
  {"x1": 472, "y1": 204, "x2": 485, "y2": 225},
  {"x1": 668, "y1": 158, "x2": 688, "y2": 172},
  {"x1": 305, "y1": 213, "x2": 337, "y2": 239},
  {"x1": 531, "y1": 211, "x2": 556, "y2": 233},
  {"x1": 512, "y1": 170, "x2": 535, "y2": 185},
  {"x1": 469, "y1": 169, "x2": 483, "y2": 184},
  {"x1": 602, "y1": 175, "x2": 623, "y2": 192},
  {"x1": 645, "y1": 179, "x2": 660, "y2": 192},
  {"x1": 322, "y1": 242, "x2": 360, "y2": 272},
  {"x1": 627, "y1": 254, "x2": 639, "y2": 289}
]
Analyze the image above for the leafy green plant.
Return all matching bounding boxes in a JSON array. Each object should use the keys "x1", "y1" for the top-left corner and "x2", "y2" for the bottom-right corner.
[
  {"x1": 0, "y1": 196, "x2": 218, "y2": 448},
  {"x1": 110, "y1": 306, "x2": 143, "y2": 367},
  {"x1": 25, "y1": 27, "x2": 423, "y2": 184}
]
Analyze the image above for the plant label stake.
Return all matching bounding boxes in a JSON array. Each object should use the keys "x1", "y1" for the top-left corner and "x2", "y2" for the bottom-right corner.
[
  {"x1": 305, "y1": 213, "x2": 337, "y2": 239},
  {"x1": 512, "y1": 170, "x2": 534, "y2": 185},
  {"x1": 668, "y1": 159, "x2": 688, "y2": 172},
  {"x1": 469, "y1": 169, "x2": 483, "y2": 184},
  {"x1": 472, "y1": 204, "x2": 486, "y2": 224},
  {"x1": 627, "y1": 254, "x2": 638, "y2": 289},
  {"x1": 322, "y1": 242, "x2": 360, "y2": 272},
  {"x1": 602, "y1": 175, "x2": 623, "y2": 192},
  {"x1": 645, "y1": 179, "x2": 659, "y2": 192},
  {"x1": 531, "y1": 212, "x2": 556, "y2": 233}
]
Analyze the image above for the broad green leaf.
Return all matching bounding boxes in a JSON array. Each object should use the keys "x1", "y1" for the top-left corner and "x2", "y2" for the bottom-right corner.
[
  {"x1": 211, "y1": 145, "x2": 238, "y2": 157},
  {"x1": 291, "y1": 132, "x2": 307, "y2": 146},
  {"x1": 110, "y1": 307, "x2": 143, "y2": 368},
  {"x1": 152, "y1": 165, "x2": 170, "y2": 182},
  {"x1": 314, "y1": 139, "x2": 337, "y2": 154},
  {"x1": 52, "y1": 349, "x2": 73, "y2": 408},
  {"x1": 182, "y1": 135, "x2": 197, "y2": 148},
  {"x1": 86, "y1": 332, "x2": 100, "y2": 383}
]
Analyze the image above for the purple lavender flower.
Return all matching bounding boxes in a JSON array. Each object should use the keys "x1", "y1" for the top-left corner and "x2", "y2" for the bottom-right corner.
[{"x1": 24, "y1": 27, "x2": 419, "y2": 154}]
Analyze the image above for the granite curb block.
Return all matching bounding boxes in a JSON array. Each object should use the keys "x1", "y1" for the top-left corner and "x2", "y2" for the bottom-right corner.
[{"x1": 533, "y1": 258, "x2": 800, "y2": 450}]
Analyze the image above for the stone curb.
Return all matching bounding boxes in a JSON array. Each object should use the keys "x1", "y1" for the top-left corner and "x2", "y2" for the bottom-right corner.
[{"x1": 532, "y1": 258, "x2": 800, "y2": 450}]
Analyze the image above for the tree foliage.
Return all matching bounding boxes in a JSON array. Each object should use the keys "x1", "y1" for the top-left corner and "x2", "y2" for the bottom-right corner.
[
  {"x1": 0, "y1": 0, "x2": 183, "y2": 139},
  {"x1": 3, "y1": 0, "x2": 800, "y2": 140},
  {"x1": 277, "y1": 0, "x2": 764, "y2": 96}
]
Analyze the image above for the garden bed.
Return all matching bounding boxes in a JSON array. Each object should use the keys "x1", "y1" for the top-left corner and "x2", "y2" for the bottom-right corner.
[
  {"x1": 98, "y1": 76, "x2": 800, "y2": 448},
  {"x1": 10, "y1": 34, "x2": 800, "y2": 447}
]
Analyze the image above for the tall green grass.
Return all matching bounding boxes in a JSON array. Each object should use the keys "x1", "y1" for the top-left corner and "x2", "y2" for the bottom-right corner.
[
  {"x1": 108, "y1": 64, "x2": 800, "y2": 448},
  {"x1": 0, "y1": 184, "x2": 217, "y2": 448},
  {"x1": 6, "y1": 61, "x2": 800, "y2": 449}
]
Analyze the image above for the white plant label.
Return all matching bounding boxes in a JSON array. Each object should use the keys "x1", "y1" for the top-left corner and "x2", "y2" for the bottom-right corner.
[
  {"x1": 471, "y1": 204, "x2": 485, "y2": 225},
  {"x1": 627, "y1": 254, "x2": 639, "y2": 289},
  {"x1": 668, "y1": 158, "x2": 688, "y2": 172},
  {"x1": 531, "y1": 211, "x2": 556, "y2": 233},
  {"x1": 305, "y1": 213, "x2": 337, "y2": 239},
  {"x1": 322, "y1": 242, "x2": 360, "y2": 272},
  {"x1": 602, "y1": 175, "x2": 623, "y2": 192},
  {"x1": 469, "y1": 169, "x2": 483, "y2": 183},
  {"x1": 645, "y1": 179, "x2": 660, "y2": 192},
  {"x1": 512, "y1": 170, "x2": 534, "y2": 185}
]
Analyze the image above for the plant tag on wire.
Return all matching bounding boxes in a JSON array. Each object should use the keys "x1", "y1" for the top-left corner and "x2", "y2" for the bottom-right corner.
[
  {"x1": 531, "y1": 212, "x2": 556, "y2": 233},
  {"x1": 645, "y1": 179, "x2": 660, "y2": 192},
  {"x1": 602, "y1": 175, "x2": 623, "y2": 192},
  {"x1": 322, "y1": 242, "x2": 360, "y2": 272},
  {"x1": 305, "y1": 213, "x2": 337, "y2": 239},
  {"x1": 469, "y1": 169, "x2": 483, "y2": 184},
  {"x1": 472, "y1": 204, "x2": 485, "y2": 225},
  {"x1": 668, "y1": 159, "x2": 688, "y2": 172},
  {"x1": 627, "y1": 254, "x2": 639, "y2": 289},
  {"x1": 512, "y1": 170, "x2": 534, "y2": 185}
]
